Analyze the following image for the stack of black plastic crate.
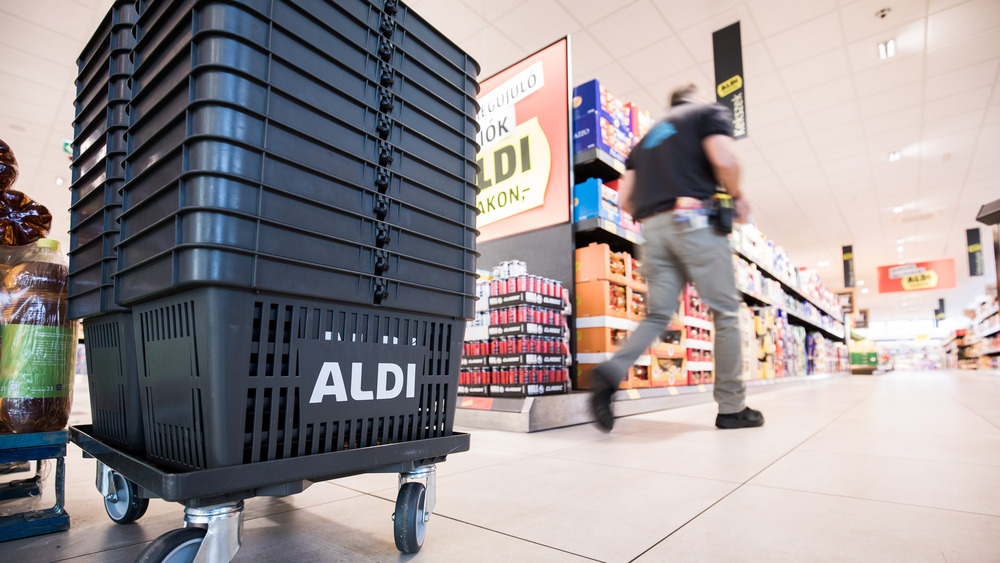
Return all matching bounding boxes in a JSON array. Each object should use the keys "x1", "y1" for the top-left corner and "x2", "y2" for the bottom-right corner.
[
  {"x1": 68, "y1": 0, "x2": 145, "y2": 455},
  {"x1": 70, "y1": 0, "x2": 480, "y2": 471}
]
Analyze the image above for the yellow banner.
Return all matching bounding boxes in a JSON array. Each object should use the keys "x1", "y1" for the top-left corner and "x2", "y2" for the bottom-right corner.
[
  {"x1": 475, "y1": 117, "x2": 551, "y2": 227},
  {"x1": 716, "y1": 74, "x2": 743, "y2": 98},
  {"x1": 901, "y1": 270, "x2": 938, "y2": 290}
]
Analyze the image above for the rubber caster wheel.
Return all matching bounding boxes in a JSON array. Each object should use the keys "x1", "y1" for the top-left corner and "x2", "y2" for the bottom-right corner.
[
  {"x1": 394, "y1": 481, "x2": 427, "y2": 554},
  {"x1": 137, "y1": 527, "x2": 207, "y2": 563},
  {"x1": 104, "y1": 471, "x2": 149, "y2": 524}
]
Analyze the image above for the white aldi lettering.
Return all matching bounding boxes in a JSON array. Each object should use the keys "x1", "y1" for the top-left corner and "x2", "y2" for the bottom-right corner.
[{"x1": 309, "y1": 362, "x2": 417, "y2": 404}]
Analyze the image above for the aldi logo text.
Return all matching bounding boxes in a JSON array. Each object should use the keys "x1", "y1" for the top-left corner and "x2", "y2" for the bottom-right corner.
[{"x1": 310, "y1": 362, "x2": 417, "y2": 404}]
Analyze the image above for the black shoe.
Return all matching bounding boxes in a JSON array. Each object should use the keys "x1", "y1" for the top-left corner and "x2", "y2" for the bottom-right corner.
[
  {"x1": 588, "y1": 363, "x2": 618, "y2": 432},
  {"x1": 715, "y1": 407, "x2": 765, "y2": 429}
]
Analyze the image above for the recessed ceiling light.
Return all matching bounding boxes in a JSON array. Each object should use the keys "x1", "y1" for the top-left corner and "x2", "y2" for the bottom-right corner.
[
  {"x1": 897, "y1": 245, "x2": 904, "y2": 252},
  {"x1": 857, "y1": 280, "x2": 865, "y2": 286},
  {"x1": 896, "y1": 238, "x2": 905, "y2": 244},
  {"x1": 878, "y1": 39, "x2": 896, "y2": 60},
  {"x1": 55, "y1": 177, "x2": 64, "y2": 186},
  {"x1": 893, "y1": 206, "x2": 904, "y2": 213},
  {"x1": 861, "y1": 288, "x2": 870, "y2": 294},
  {"x1": 818, "y1": 260, "x2": 830, "y2": 267},
  {"x1": 888, "y1": 151, "x2": 901, "y2": 162},
  {"x1": 898, "y1": 259, "x2": 905, "y2": 264}
]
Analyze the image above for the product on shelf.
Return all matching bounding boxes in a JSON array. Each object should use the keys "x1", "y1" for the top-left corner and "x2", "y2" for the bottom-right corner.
[
  {"x1": 572, "y1": 79, "x2": 633, "y2": 165},
  {"x1": 625, "y1": 102, "x2": 654, "y2": 145},
  {"x1": 573, "y1": 177, "x2": 621, "y2": 224},
  {"x1": 460, "y1": 261, "x2": 569, "y2": 397},
  {"x1": 576, "y1": 279, "x2": 629, "y2": 319}
]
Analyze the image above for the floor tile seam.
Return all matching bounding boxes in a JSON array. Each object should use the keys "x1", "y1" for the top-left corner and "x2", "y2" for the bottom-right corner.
[
  {"x1": 950, "y1": 394, "x2": 1000, "y2": 432},
  {"x1": 787, "y1": 446, "x2": 1000, "y2": 468},
  {"x1": 626, "y1": 385, "x2": 874, "y2": 562},
  {"x1": 420, "y1": 511, "x2": 605, "y2": 562},
  {"x1": 745, "y1": 483, "x2": 1000, "y2": 519},
  {"x1": 531, "y1": 452, "x2": 746, "y2": 485}
]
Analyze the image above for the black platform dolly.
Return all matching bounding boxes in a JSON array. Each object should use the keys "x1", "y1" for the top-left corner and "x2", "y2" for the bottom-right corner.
[{"x1": 70, "y1": 424, "x2": 469, "y2": 561}]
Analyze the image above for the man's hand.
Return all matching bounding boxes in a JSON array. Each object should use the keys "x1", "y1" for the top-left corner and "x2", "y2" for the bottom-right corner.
[{"x1": 735, "y1": 197, "x2": 750, "y2": 223}]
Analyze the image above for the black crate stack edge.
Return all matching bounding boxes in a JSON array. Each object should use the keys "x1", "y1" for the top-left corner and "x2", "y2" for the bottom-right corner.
[
  {"x1": 69, "y1": 0, "x2": 481, "y2": 470},
  {"x1": 69, "y1": 1, "x2": 145, "y2": 454}
]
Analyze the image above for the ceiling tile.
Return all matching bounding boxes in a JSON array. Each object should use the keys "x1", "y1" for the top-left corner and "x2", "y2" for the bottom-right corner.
[
  {"x1": 815, "y1": 143, "x2": 867, "y2": 164},
  {"x1": 649, "y1": 0, "x2": 739, "y2": 33},
  {"x1": 460, "y1": 0, "x2": 529, "y2": 21},
  {"x1": 807, "y1": 121, "x2": 867, "y2": 149},
  {"x1": 494, "y1": 2, "x2": 578, "y2": 53},
  {"x1": 839, "y1": 0, "x2": 928, "y2": 43},
  {"x1": 852, "y1": 55, "x2": 924, "y2": 97},
  {"x1": 768, "y1": 151, "x2": 820, "y2": 172},
  {"x1": 406, "y1": 0, "x2": 483, "y2": 45},
  {"x1": 622, "y1": 35, "x2": 696, "y2": 86},
  {"x1": 749, "y1": 117, "x2": 805, "y2": 146},
  {"x1": 816, "y1": 154, "x2": 870, "y2": 177},
  {"x1": 927, "y1": 0, "x2": 1000, "y2": 51},
  {"x1": 552, "y1": 0, "x2": 633, "y2": 27},
  {"x1": 464, "y1": 27, "x2": 526, "y2": 79},
  {"x1": 789, "y1": 76, "x2": 855, "y2": 114},
  {"x1": 569, "y1": 29, "x2": 615, "y2": 77},
  {"x1": 0, "y1": 0, "x2": 96, "y2": 42},
  {"x1": 926, "y1": 30, "x2": 1000, "y2": 77},
  {"x1": 923, "y1": 109, "x2": 988, "y2": 139},
  {"x1": 765, "y1": 13, "x2": 844, "y2": 68},
  {"x1": 923, "y1": 87, "x2": 993, "y2": 122},
  {"x1": 746, "y1": 0, "x2": 837, "y2": 37},
  {"x1": 742, "y1": 41, "x2": 775, "y2": 77},
  {"x1": 587, "y1": 1, "x2": 671, "y2": 59},
  {"x1": 581, "y1": 62, "x2": 640, "y2": 100},
  {"x1": 676, "y1": 7, "x2": 763, "y2": 65},
  {"x1": 749, "y1": 96, "x2": 797, "y2": 126},
  {"x1": 856, "y1": 83, "x2": 924, "y2": 119},
  {"x1": 925, "y1": 60, "x2": 1000, "y2": 102},
  {"x1": 779, "y1": 48, "x2": 852, "y2": 93},
  {"x1": 861, "y1": 108, "x2": 919, "y2": 137},
  {"x1": 800, "y1": 102, "x2": 862, "y2": 129},
  {"x1": 745, "y1": 72, "x2": 788, "y2": 104}
]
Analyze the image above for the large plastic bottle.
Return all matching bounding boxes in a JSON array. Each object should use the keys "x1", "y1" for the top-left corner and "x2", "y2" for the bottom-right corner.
[{"x1": 0, "y1": 239, "x2": 76, "y2": 433}]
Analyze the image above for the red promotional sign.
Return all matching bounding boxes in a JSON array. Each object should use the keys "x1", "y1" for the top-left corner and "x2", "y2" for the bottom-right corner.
[
  {"x1": 877, "y1": 259, "x2": 956, "y2": 293},
  {"x1": 474, "y1": 38, "x2": 571, "y2": 242}
]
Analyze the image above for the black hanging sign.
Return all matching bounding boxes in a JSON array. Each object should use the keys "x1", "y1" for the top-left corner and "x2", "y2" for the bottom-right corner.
[
  {"x1": 842, "y1": 245, "x2": 855, "y2": 288},
  {"x1": 712, "y1": 22, "x2": 747, "y2": 139},
  {"x1": 967, "y1": 228, "x2": 983, "y2": 276}
]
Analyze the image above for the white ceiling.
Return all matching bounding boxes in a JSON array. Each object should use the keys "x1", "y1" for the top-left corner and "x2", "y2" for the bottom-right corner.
[{"x1": 1, "y1": 0, "x2": 998, "y2": 324}]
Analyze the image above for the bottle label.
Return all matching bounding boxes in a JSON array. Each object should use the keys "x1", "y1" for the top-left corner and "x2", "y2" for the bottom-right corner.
[{"x1": 0, "y1": 324, "x2": 76, "y2": 398}]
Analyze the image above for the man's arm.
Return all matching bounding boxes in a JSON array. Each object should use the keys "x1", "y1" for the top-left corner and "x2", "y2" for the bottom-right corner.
[
  {"x1": 619, "y1": 169, "x2": 636, "y2": 216},
  {"x1": 703, "y1": 134, "x2": 741, "y2": 199}
]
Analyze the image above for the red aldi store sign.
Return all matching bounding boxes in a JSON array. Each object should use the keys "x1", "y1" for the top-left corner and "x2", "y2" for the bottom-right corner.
[{"x1": 878, "y1": 259, "x2": 956, "y2": 293}]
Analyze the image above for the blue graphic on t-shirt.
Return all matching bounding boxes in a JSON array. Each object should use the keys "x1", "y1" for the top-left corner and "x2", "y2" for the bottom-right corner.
[{"x1": 640, "y1": 122, "x2": 676, "y2": 149}]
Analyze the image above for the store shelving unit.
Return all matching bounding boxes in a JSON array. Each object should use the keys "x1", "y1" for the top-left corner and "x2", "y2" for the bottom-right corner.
[{"x1": 456, "y1": 140, "x2": 850, "y2": 431}]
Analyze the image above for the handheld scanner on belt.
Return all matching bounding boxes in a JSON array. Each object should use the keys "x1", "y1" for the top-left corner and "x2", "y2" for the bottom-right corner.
[{"x1": 710, "y1": 193, "x2": 735, "y2": 233}]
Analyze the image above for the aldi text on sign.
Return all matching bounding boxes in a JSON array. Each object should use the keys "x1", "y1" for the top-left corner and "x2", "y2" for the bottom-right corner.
[
  {"x1": 474, "y1": 38, "x2": 571, "y2": 242},
  {"x1": 877, "y1": 259, "x2": 956, "y2": 293}
]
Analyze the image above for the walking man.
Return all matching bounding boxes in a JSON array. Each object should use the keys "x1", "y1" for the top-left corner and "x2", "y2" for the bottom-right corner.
[{"x1": 588, "y1": 84, "x2": 764, "y2": 431}]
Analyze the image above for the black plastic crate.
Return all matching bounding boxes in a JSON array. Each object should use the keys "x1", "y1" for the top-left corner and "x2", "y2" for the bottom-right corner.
[
  {"x1": 69, "y1": 0, "x2": 137, "y2": 319},
  {"x1": 131, "y1": 287, "x2": 462, "y2": 470},
  {"x1": 83, "y1": 312, "x2": 144, "y2": 453}
]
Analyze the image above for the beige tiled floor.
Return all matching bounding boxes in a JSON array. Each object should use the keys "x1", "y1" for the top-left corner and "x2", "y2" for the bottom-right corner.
[{"x1": 3, "y1": 370, "x2": 999, "y2": 562}]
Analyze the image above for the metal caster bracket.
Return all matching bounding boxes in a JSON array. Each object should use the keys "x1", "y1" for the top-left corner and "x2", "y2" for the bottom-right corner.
[
  {"x1": 398, "y1": 464, "x2": 436, "y2": 524},
  {"x1": 184, "y1": 501, "x2": 244, "y2": 563},
  {"x1": 96, "y1": 462, "x2": 118, "y2": 502}
]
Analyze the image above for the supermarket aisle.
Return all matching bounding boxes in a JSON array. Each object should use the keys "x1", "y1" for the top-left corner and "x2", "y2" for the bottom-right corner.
[{"x1": 3, "y1": 370, "x2": 999, "y2": 562}]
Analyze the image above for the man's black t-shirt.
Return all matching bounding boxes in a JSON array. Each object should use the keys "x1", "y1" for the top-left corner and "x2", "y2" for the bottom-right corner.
[{"x1": 625, "y1": 102, "x2": 733, "y2": 220}]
